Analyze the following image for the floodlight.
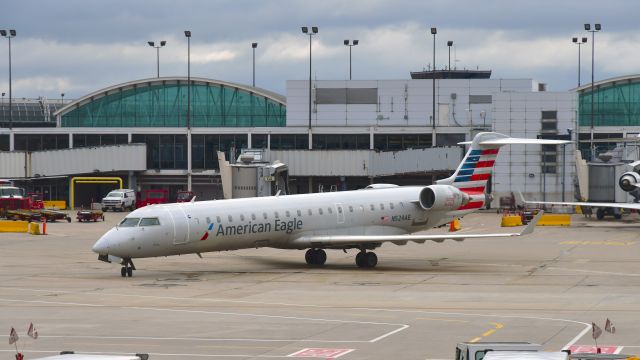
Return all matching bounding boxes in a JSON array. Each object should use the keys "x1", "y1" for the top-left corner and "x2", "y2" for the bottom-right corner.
[
  {"x1": 344, "y1": 40, "x2": 349, "y2": 45},
  {"x1": 430, "y1": 27, "x2": 437, "y2": 34},
  {"x1": 312, "y1": 26, "x2": 318, "y2": 33},
  {"x1": 9, "y1": 30, "x2": 15, "y2": 36},
  {"x1": 252, "y1": 42, "x2": 258, "y2": 48},
  {"x1": 447, "y1": 40, "x2": 453, "y2": 46},
  {"x1": 301, "y1": 26, "x2": 308, "y2": 33},
  {"x1": 147, "y1": 41, "x2": 154, "y2": 47},
  {"x1": 595, "y1": 24, "x2": 601, "y2": 31},
  {"x1": 584, "y1": 24, "x2": 590, "y2": 30},
  {"x1": 353, "y1": 40, "x2": 359, "y2": 45},
  {"x1": 160, "y1": 40, "x2": 166, "y2": 46},
  {"x1": 184, "y1": 30, "x2": 191, "y2": 37}
]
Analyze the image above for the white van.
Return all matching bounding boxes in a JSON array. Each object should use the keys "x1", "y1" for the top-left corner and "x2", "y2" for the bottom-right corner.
[
  {"x1": 483, "y1": 351, "x2": 569, "y2": 360},
  {"x1": 101, "y1": 189, "x2": 136, "y2": 212}
]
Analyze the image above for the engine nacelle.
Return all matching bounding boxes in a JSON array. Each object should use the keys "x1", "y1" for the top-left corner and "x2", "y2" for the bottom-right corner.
[
  {"x1": 418, "y1": 185, "x2": 470, "y2": 211},
  {"x1": 619, "y1": 171, "x2": 640, "y2": 192}
]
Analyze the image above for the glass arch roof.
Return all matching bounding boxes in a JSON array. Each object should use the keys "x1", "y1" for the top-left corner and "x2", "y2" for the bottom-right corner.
[
  {"x1": 55, "y1": 77, "x2": 286, "y2": 127},
  {"x1": 577, "y1": 75, "x2": 640, "y2": 127}
]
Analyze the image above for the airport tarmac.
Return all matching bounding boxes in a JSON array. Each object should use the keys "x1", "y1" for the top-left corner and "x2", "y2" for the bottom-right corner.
[{"x1": 1, "y1": 211, "x2": 639, "y2": 360}]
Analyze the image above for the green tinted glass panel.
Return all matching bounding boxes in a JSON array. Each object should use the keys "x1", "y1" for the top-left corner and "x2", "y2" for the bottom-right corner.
[
  {"x1": 579, "y1": 82, "x2": 640, "y2": 127},
  {"x1": 62, "y1": 82, "x2": 286, "y2": 127}
]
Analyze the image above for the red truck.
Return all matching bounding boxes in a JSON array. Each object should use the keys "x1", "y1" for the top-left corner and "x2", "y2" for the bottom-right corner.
[
  {"x1": 28, "y1": 193, "x2": 45, "y2": 209},
  {"x1": 135, "y1": 189, "x2": 169, "y2": 208}
]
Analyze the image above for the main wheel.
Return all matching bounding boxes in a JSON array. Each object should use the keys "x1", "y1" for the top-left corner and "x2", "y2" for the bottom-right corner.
[
  {"x1": 120, "y1": 267, "x2": 127, "y2": 277},
  {"x1": 314, "y1": 249, "x2": 327, "y2": 265},
  {"x1": 596, "y1": 208, "x2": 605, "y2": 220},
  {"x1": 305, "y1": 249, "x2": 315, "y2": 265},
  {"x1": 126, "y1": 267, "x2": 133, "y2": 277},
  {"x1": 364, "y1": 252, "x2": 378, "y2": 268},
  {"x1": 356, "y1": 252, "x2": 366, "y2": 268}
]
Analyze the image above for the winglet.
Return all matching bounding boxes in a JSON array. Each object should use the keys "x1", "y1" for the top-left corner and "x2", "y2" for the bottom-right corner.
[{"x1": 519, "y1": 210, "x2": 544, "y2": 236}]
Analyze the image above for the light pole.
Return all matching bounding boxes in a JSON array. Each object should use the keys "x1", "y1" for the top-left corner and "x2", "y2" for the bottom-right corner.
[
  {"x1": 301, "y1": 26, "x2": 318, "y2": 130},
  {"x1": 147, "y1": 40, "x2": 166, "y2": 78},
  {"x1": 251, "y1": 42, "x2": 258, "y2": 87},
  {"x1": 1, "y1": 29, "x2": 16, "y2": 130},
  {"x1": 184, "y1": 31, "x2": 191, "y2": 129},
  {"x1": 585, "y1": 23, "x2": 601, "y2": 157},
  {"x1": 343, "y1": 39, "x2": 359, "y2": 80},
  {"x1": 572, "y1": 37, "x2": 587, "y2": 87},
  {"x1": 431, "y1": 27, "x2": 437, "y2": 132},
  {"x1": 447, "y1": 40, "x2": 453, "y2": 73}
]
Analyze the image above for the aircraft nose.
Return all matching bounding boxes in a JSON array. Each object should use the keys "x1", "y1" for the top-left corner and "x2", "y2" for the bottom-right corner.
[{"x1": 92, "y1": 235, "x2": 110, "y2": 254}]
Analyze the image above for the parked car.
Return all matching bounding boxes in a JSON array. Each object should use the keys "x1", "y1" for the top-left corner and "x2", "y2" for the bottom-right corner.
[{"x1": 136, "y1": 189, "x2": 169, "y2": 208}]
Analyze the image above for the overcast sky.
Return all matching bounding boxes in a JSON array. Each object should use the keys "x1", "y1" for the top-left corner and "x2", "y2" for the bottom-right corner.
[{"x1": 1, "y1": 0, "x2": 639, "y2": 101}]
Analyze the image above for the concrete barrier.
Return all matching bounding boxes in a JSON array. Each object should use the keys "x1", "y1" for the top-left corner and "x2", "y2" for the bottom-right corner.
[
  {"x1": 501, "y1": 215, "x2": 523, "y2": 227},
  {"x1": 44, "y1": 200, "x2": 67, "y2": 210},
  {"x1": 0, "y1": 220, "x2": 29, "y2": 233},
  {"x1": 538, "y1": 214, "x2": 571, "y2": 226},
  {"x1": 28, "y1": 222, "x2": 41, "y2": 235}
]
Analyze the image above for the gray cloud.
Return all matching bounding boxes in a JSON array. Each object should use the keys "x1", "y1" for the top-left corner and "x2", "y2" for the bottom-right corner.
[{"x1": 1, "y1": 0, "x2": 639, "y2": 99}]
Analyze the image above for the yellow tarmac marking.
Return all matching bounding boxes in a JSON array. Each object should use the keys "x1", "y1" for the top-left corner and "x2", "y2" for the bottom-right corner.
[
  {"x1": 559, "y1": 241, "x2": 636, "y2": 246},
  {"x1": 469, "y1": 322, "x2": 503, "y2": 342},
  {"x1": 482, "y1": 329, "x2": 496, "y2": 337}
]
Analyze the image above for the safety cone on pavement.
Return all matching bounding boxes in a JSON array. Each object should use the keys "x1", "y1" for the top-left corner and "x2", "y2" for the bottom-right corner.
[{"x1": 449, "y1": 218, "x2": 461, "y2": 232}]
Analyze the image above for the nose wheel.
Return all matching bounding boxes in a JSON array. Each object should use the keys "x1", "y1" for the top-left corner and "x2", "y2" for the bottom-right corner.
[
  {"x1": 356, "y1": 251, "x2": 378, "y2": 268},
  {"x1": 305, "y1": 249, "x2": 327, "y2": 266},
  {"x1": 120, "y1": 258, "x2": 136, "y2": 277}
]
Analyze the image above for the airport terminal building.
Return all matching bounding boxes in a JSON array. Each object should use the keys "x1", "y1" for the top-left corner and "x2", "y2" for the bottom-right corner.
[{"x1": 7, "y1": 70, "x2": 636, "y2": 208}]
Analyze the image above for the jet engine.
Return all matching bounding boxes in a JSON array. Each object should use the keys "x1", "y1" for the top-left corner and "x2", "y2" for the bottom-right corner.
[
  {"x1": 618, "y1": 171, "x2": 640, "y2": 192},
  {"x1": 418, "y1": 185, "x2": 470, "y2": 211}
]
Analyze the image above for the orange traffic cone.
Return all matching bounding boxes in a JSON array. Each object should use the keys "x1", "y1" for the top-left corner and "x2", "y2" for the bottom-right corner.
[{"x1": 449, "y1": 218, "x2": 461, "y2": 232}]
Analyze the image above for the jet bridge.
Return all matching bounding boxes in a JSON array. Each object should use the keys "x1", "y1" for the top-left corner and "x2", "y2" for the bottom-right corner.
[{"x1": 217, "y1": 149, "x2": 289, "y2": 199}]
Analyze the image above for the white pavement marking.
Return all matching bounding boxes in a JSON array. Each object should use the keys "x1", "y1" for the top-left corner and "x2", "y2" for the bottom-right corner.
[
  {"x1": 547, "y1": 267, "x2": 640, "y2": 277},
  {"x1": 0, "y1": 350, "x2": 289, "y2": 358},
  {"x1": 0, "y1": 286, "x2": 598, "y2": 348},
  {"x1": 0, "y1": 297, "x2": 407, "y2": 344},
  {"x1": 615, "y1": 346, "x2": 624, "y2": 354}
]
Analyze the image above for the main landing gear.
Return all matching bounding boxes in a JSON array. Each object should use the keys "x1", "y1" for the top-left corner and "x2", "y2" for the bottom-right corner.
[
  {"x1": 304, "y1": 248, "x2": 379, "y2": 268},
  {"x1": 355, "y1": 250, "x2": 378, "y2": 268},
  {"x1": 120, "y1": 258, "x2": 136, "y2": 277},
  {"x1": 305, "y1": 249, "x2": 327, "y2": 266}
]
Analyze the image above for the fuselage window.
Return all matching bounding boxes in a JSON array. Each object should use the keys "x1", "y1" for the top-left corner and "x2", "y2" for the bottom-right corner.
[
  {"x1": 297, "y1": 210, "x2": 302, "y2": 216},
  {"x1": 318, "y1": 208, "x2": 323, "y2": 215},
  {"x1": 119, "y1": 217, "x2": 140, "y2": 227},
  {"x1": 139, "y1": 217, "x2": 160, "y2": 226},
  {"x1": 251, "y1": 213, "x2": 256, "y2": 221},
  {"x1": 380, "y1": 203, "x2": 385, "y2": 210},
  {"x1": 216, "y1": 216, "x2": 221, "y2": 223},
  {"x1": 337, "y1": 207, "x2": 342, "y2": 214},
  {"x1": 286, "y1": 210, "x2": 291, "y2": 217},
  {"x1": 228, "y1": 215, "x2": 233, "y2": 222},
  {"x1": 349, "y1": 205, "x2": 353, "y2": 212},
  {"x1": 370, "y1": 204, "x2": 375, "y2": 211},
  {"x1": 274, "y1": 211, "x2": 279, "y2": 219},
  {"x1": 240, "y1": 214, "x2": 245, "y2": 221},
  {"x1": 390, "y1": 203, "x2": 394, "y2": 210},
  {"x1": 263, "y1": 212, "x2": 268, "y2": 220},
  {"x1": 328, "y1": 207, "x2": 333, "y2": 214},
  {"x1": 206, "y1": 217, "x2": 211, "y2": 224},
  {"x1": 308, "y1": 209, "x2": 312, "y2": 216}
]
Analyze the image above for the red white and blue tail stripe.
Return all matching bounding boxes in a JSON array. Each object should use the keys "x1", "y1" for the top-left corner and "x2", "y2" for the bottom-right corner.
[{"x1": 437, "y1": 132, "x2": 569, "y2": 212}]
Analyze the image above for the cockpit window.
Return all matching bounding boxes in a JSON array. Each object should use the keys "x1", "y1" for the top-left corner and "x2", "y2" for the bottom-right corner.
[
  {"x1": 119, "y1": 217, "x2": 140, "y2": 227},
  {"x1": 139, "y1": 218, "x2": 160, "y2": 226}
]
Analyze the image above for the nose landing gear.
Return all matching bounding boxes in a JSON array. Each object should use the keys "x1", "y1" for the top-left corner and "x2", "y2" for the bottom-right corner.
[{"x1": 120, "y1": 258, "x2": 136, "y2": 277}]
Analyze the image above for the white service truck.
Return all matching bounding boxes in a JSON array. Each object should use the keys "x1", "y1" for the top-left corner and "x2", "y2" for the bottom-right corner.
[{"x1": 456, "y1": 342, "x2": 544, "y2": 360}]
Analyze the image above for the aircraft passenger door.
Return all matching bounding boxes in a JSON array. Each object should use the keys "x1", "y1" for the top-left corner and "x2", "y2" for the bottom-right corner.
[
  {"x1": 335, "y1": 203, "x2": 345, "y2": 224},
  {"x1": 168, "y1": 206, "x2": 189, "y2": 245}
]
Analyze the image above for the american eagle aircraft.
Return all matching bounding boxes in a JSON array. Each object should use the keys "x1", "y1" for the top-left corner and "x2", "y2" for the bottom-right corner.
[{"x1": 92, "y1": 132, "x2": 566, "y2": 277}]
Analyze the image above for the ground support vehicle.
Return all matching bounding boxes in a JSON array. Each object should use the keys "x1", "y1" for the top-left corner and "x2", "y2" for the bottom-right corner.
[
  {"x1": 6, "y1": 209, "x2": 41, "y2": 221},
  {"x1": 38, "y1": 209, "x2": 72, "y2": 222},
  {"x1": 136, "y1": 189, "x2": 169, "y2": 208},
  {"x1": 28, "y1": 192, "x2": 45, "y2": 209},
  {"x1": 455, "y1": 342, "x2": 543, "y2": 360},
  {"x1": 101, "y1": 189, "x2": 136, "y2": 212},
  {"x1": 176, "y1": 190, "x2": 195, "y2": 202},
  {"x1": 77, "y1": 209, "x2": 105, "y2": 222}
]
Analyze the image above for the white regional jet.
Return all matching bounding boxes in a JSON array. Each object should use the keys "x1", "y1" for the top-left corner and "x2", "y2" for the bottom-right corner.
[{"x1": 92, "y1": 132, "x2": 565, "y2": 277}]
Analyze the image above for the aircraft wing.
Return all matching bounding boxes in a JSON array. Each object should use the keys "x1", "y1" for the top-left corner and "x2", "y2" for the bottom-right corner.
[
  {"x1": 292, "y1": 211, "x2": 543, "y2": 247},
  {"x1": 518, "y1": 192, "x2": 640, "y2": 210}
]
